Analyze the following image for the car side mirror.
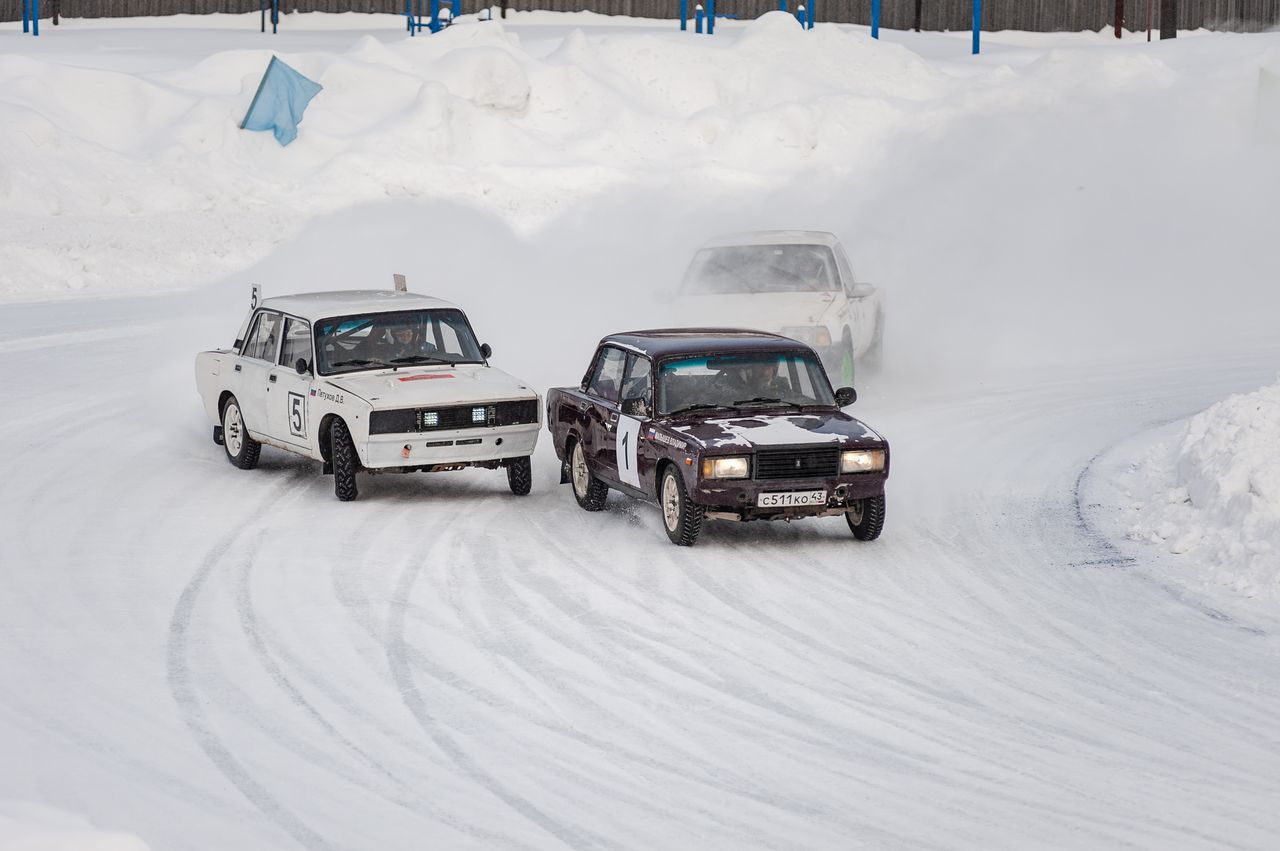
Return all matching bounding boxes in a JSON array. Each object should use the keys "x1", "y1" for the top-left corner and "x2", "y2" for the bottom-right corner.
[
  {"x1": 621, "y1": 396, "x2": 649, "y2": 417},
  {"x1": 835, "y1": 386, "x2": 856, "y2": 407},
  {"x1": 295, "y1": 358, "x2": 310, "y2": 375},
  {"x1": 480, "y1": 342, "x2": 492, "y2": 359},
  {"x1": 849, "y1": 282, "x2": 875, "y2": 298}
]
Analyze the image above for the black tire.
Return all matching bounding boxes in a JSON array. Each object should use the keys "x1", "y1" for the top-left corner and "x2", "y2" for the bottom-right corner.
[
  {"x1": 660, "y1": 465, "x2": 704, "y2": 546},
  {"x1": 507, "y1": 456, "x2": 532, "y2": 496},
  {"x1": 846, "y1": 494, "x2": 885, "y2": 541},
  {"x1": 863, "y1": 312, "x2": 885, "y2": 373},
  {"x1": 331, "y1": 418, "x2": 359, "y2": 502},
  {"x1": 221, "y1": 395, "x2": 261, "y2": 470},
  {"x1": 568, "y1": 439, "x2": 608, "y2": 511}
]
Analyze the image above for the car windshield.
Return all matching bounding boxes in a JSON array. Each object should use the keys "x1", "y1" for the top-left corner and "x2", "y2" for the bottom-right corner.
[
  {"x1": 682, "y1": 244, "x2": 839, "y2": 294},
  {"x1": 657, "y1": 351, "x2": 836, "y2": 415},
  {"x1": 314, "y1": 308, "x2": 483, "y2": 375}
]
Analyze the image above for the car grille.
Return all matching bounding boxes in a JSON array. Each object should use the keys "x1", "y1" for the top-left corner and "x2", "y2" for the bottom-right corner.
[
  {"x1": 369, "y1": 399, "x2": 538, "y2": 435},
  {"x1": 754, "y1": 447, "x2": 840, "y2": 480}
]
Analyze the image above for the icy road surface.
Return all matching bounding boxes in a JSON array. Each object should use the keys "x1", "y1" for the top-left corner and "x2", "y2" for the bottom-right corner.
[
  {"x1": 5, "y1": 13, "x2": 1280, "y2": 850},
  {"x1": 2, "y1": 285, "x2": 1279, "y2": 850}
]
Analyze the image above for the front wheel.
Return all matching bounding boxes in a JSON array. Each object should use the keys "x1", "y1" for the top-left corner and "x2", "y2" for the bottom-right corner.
[
  {"x1": 846, "y1": 494, "x2": 885, "y2": 541},
  {"x1": 221, "y1": 396, "x2": 261, "y2": 470},
  {"x1": 569, "y1": 439, "x2": 608, "y2": 511},
  {"x1": 506, "y1": 456, "x2": 532, "y2": 496},
  {"x1": 660, "y1": 466, "x2": 704, "y2": 546},
  {"x1": 331, "y1": 418, "x2": 359, "y2": 502}
]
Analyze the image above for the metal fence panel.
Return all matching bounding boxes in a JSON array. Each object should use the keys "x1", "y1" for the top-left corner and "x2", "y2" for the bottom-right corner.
[{"x1": 4, "y1": 1, "x2": 1280, "y2": 36}]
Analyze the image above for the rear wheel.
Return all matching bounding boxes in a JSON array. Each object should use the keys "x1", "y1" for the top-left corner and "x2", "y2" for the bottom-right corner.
[
  {"x1": 331, "y1": 418, "x2": 359, "y2": 502},
  {"x1": 569, "y1": 439, "x2": 608, "y2": 511},
  {"x1": 221, "y1": 396, "x2": 261, "y2": 470},
  {"x1": 507, "y1": 456, "x2": 532, "y2": 496},
  {"x1": 846, "y1": 494, "x2": 885, "y2": 541},
  {"x1": 660, "y1": 466, "x2": 704, "y2": 547},
  {"x1": 864, "y1": 312, "x2": 885, "y2": 372}
]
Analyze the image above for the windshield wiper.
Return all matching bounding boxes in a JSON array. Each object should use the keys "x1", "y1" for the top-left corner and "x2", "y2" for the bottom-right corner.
[
  {"x1": 330, "y1": 358, "x2": 390, "y2": 369},
  {"x1": 667, "y1": 403, "x2": 732, "y2": 417},
  {"x1": 389, "y1": 355, "x2": 455, "y2": 366},
  {"x1": 732, "y1": 397, "x2": 804, "y2": 409}
]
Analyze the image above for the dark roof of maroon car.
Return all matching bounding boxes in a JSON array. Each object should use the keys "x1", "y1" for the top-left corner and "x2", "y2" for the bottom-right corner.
[{"x1": 603, "y1": 329, "x2": 812, "y2": 359}]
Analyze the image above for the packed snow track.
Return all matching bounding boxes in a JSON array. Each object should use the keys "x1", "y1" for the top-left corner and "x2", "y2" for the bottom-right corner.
[{"x1": 2, "y1": 290, "x2": 1278, "y2": 851}]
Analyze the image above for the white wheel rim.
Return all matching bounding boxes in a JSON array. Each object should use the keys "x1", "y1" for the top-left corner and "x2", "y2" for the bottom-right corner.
[
  {"x1": 662, "y1": 474, "x2": 680, "y2": 531},
  {"x1": 224, "y1": 403, "x2": 244, "y2": 456},
  {"x1": 571, "y1": 443, "x2": 590, "y2": 498},
  {"x1": 848, "y1": 500, "x2": 863, "y2": 526}
]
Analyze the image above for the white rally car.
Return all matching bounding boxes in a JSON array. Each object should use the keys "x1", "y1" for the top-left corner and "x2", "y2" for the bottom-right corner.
[
  {"x1": 194, "y1": 285, "x2": 541, "y2": 501},
  {"x1": 676, "y1": 231, "x2": 884, "y2": 386}
]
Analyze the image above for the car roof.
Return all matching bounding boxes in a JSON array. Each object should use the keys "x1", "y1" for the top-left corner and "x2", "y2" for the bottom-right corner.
[
  {"x1": 696, "y1": 230, "x2": 842, "y2": 249},
  {"x1": 602, "y1": 328, "x2": 815, "y2": 359},
  {"x1": 258, "y1": 290, "x2": 459, "y2": 321}
]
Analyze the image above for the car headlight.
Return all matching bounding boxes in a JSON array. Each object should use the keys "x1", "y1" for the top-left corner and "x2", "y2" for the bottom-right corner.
[
  {"x1": 701, "y1": 456, "x2": 750, "y2": 479},
  {"x1": 841, "y1": 449, "x2": 885, "y2": 473}
]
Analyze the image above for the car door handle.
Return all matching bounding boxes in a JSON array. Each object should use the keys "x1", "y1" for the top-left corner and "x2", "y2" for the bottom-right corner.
[
  {"x1": 234, "y1": 364, "x2": 242, "y2": 372},
  {"x1": 268, "y1": 374, "x2": 277, "y2": 383}
]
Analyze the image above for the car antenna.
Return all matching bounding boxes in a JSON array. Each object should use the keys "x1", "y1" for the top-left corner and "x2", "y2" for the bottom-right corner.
[{"x1": 393, "y1": 273, "x2": 407, "y2": 293}]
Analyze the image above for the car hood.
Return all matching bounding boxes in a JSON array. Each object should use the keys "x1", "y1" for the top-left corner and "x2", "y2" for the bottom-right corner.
[
  {"x1": 671, "y1": 291, "x2": 840, "y2": 332},
  {"x1": 321, "y1": 365, "x2": 537, "y2": 408},
  {"x1": 667, "y1": 409, "x2": 884, "y2": 451}
]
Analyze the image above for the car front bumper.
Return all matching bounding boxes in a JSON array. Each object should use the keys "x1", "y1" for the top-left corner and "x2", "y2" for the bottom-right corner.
[
  {"x1": 693, "y1": 471, "x2": 886, "y2": 520},
  {"x1": 362, "y1": 423, "x2": 540, "y2": 470}
]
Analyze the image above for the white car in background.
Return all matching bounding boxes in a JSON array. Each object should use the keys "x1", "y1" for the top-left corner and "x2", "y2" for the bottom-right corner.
[
  {"x1": 194, "y1": 285, "x2": 540, "y2": 501},
  {"x1": 677, "y1": 231, "x2": 884, "y2": 386}
]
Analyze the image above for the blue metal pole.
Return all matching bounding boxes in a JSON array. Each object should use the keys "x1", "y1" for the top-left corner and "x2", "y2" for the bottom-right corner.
[
  {"x1": 871, "y1": 0, "x2": 880, "y2": 37},
  {"x1": 805, "y1": 0, "x2": 813, "y2": 29},
  {"x1": 32, "y1": 0, "x2": 39, "y2": 35},
  {"x1": 795, "y1": 5, "x2": 804, "y2": 26},
  {"x1": 272, "y1": 0, "x2": 278, "y2": 34},
  {"x1": 707, "y1": 0, "x2": 714, "y2": 33},
  {"x1": 972, "y1": 0, "x2": 981, "y2": 53},
  {"x1": 430, "y1": 0, "x2": 440, "y2": 32},
  {"x1": 22, "y1": 0, "x2": 29, "y2": 33},
  {"x1": 680, "y1": 0, "x2": 687, "y2": 30},
  {"x1": 695, "y1": 4, "x2": 703, "y2": 33},
  {"x1": 778, "y1": 0, "x2": 786, "y2": 9}
]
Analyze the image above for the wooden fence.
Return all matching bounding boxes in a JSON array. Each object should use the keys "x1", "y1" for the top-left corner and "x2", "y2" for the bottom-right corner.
[{"x1": 5, "y1": 0, "x2": 1280, "y2": 32}]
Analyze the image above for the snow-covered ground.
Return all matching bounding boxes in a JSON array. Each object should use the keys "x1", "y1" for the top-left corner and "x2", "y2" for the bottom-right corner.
[{"x1": 3, "y1": 12, "x2": 1280, "y2": 851}]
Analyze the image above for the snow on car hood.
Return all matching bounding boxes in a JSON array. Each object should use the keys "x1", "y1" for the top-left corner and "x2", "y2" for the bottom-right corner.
[
  {"x1": 670, "y1": 411, "x2": 883, "y2": 450},
  {"x1": 671, "y1": 292, "x2": 840, "y2": 334},
  {"x1": 321, "y1": 365, "x2": 536, "y2": 408}
]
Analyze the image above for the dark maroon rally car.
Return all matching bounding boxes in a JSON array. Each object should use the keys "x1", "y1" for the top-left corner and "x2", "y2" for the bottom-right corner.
[{"x1": 546, "y1": 329, "x2": 890, "y2": 546}]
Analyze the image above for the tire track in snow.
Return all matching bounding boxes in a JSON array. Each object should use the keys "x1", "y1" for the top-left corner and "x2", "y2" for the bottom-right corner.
[
  {"x1": 167, "y1": 470, "x2": 341, "y2": 851},
  {"x1": 384, "y1": 496, "x2": 627, "y2": 851}
]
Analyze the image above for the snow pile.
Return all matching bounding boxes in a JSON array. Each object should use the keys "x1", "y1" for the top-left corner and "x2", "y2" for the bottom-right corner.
[
  {"x1": 1121, "y1": 381, "x2": 1280, "y2": 600},
  {"x1": 0, "y1": 13, "x2": 946, "y2": 299},
  {"x1": 0, "y1": 802, "x2": 150, "y2": 851}
]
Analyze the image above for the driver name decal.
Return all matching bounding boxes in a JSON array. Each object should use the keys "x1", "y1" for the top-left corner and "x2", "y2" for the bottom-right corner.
[{"x1": 399, "y1": 374, "x2": 456, "y2": 382}]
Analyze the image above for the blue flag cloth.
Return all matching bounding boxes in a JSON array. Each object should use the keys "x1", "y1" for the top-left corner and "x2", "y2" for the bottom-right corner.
[{"x1": 240, "y1": 56, "x2": 323, "y2": 147}]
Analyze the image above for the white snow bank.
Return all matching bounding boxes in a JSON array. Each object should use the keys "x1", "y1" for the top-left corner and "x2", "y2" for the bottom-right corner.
[
  {"x1": 1114, "y1": 381, "x2": 1280, "y2": 601},
  {"x1": 0, "y1": 802, "x2": 150, "y2": 851},
  {"x1": 0, "y1": 13, "x2": 946, "y2": 300}
]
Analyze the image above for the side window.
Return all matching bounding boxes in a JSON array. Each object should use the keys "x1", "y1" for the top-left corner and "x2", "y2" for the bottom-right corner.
[
  {"x1": 586, "y1": 347, "x2": 627, "y2": 402},
  {"x1": 280, "y1": 318, "x2": 312, "y2": 369},
  {"x1": 621, "y1": 354, "x2": 653, "y2": 414},
  {"x1": 243, "y1": 311, "x2": 282, "y2": 362}
]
